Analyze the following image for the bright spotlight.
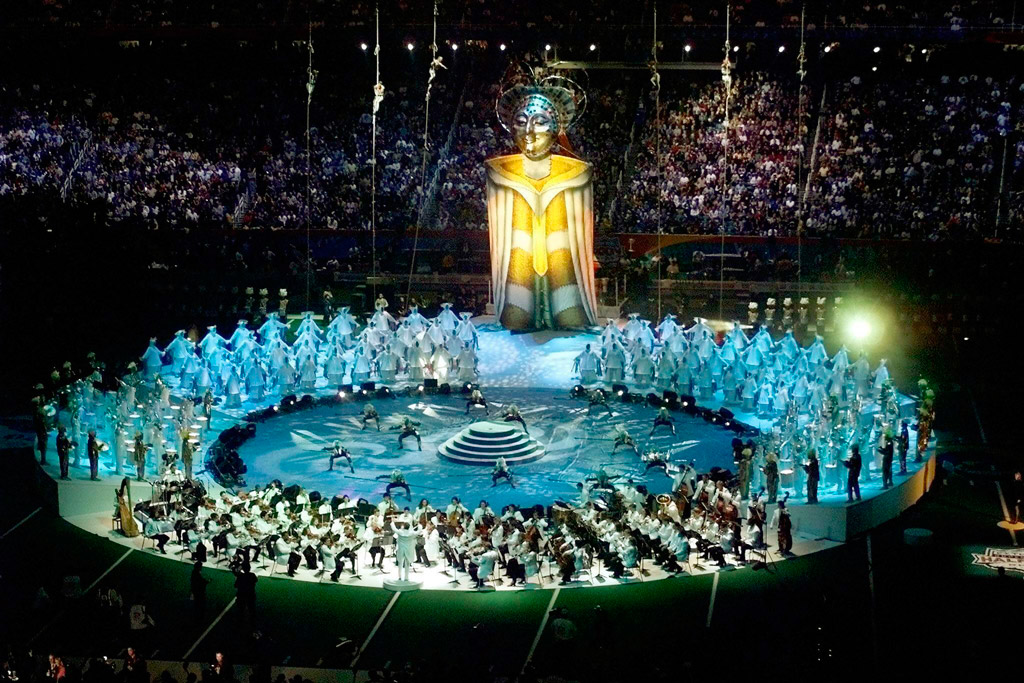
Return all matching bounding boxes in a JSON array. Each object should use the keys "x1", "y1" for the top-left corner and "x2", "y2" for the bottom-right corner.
[
  {"x1": 873, "y1": 46, "x2": 881, "y2": 53},
  {"x1": 921, "y1": 48, "x2": 928, "y2": 54},
  {"x1": 684, "y1": 44, "x2": 692, "y2": 53},
  {"x1": 589, "y1": 43, "x2": 597, "y2": 51},
  {"x1": 871, "y1": 66, "x2": 878, "y2": 72},
  {"x1": 733, "y1": 45, "x2": 739, "y2": 52},
  {"x1": 823, "y1": 45, "x2": 831, "y2": 53},
  {"x1": 778, "y1": 45, "x2": 786, "y2": 53},
  {"x1": 451, "y1": 43, "x2": 459, "y2": 51},
  {"x1": 406, "y1": 42, "x2": 414, "y2": 51},
  {"x1": 849, "y1": 318, "x2": 872, "y2": 340},
  {"x1": 338, "y1": 390, "x2": 346, "y2": 397},
  {"x1": 499, "y1": 43, "x2": 506, "y2": 51},
  {"x1": 360, "y1": 43, "x2": 368, "y2": 51},
  {"x1": 545, "y1": 44, "x2": 552, "y2": 51}
]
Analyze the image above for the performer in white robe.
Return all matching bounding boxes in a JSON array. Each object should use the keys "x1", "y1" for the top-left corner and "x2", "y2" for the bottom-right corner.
[
  {"x1": 256, "y1": 313, "x2": 282, "y2": 342},
  {"x1": 228, "y1": 320, "x2": 250, "y2": 350},
  {"x1": 378, "y1": 345, "x2": 402, "y2": 383},
  {"x1": 225, "y1": 366, "x2": 242, "y2": 407},
  {"x1": 199, "y1": 326, "x2": 227, "y2": 358},
  {"x1": 141, "y1": 339, "x2": 164, "y2": 378},
  {"x1": 436, "y1": 303, "x2": 459, "y2": 335},
  {"x1": 246, "y1": 363, "x2": 266, "y2": 402},
  {"x1": 277, "y1": 360, "x2": 297, "y2": 395},
  {"x1": 325, "y1": 351, "x2": 346, "y2": 388},
  {"x1": 604, "y1": 342, "x2": 626, "y2": 383},
  {"x1": 456, "y1": 314, "x2": 479, "y2": 350},
  {"x1": 872, "y1": 359, "x2": 890, "y2": 397},
  {"x1": 573, "y1": 344, "x2": 601, "y2": 384},
  {"x1": 407, "y1": 342, "x2": 429, "y2": 382},
  {"x1": 405, "y1": 306, "x2": 429, "y2": 336},
  {"x1": 623, "y1": 313, "x2": 643, "y2": 341},
  {"x1": 370, "y1": 302, "x2": 397, "y2": 331},
  {"x1": 456, "y1": 346, "x2": 478, "y2": 383},
  {"x1": 631, "y1": 347, "x2": 655, "y2": 387},
  {"x1": 165, "y1": 330, "x2": 193, "y2": 373},
  {"x1": 351, "y1": 349, "x2": 371, "y2": 384},
  {"x1": 656, "y1": 314, "x2": 680, "y2": 343}
]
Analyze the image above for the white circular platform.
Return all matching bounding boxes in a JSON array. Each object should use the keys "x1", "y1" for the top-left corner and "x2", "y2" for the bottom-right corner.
[{"x1": 437, "y1": 420, "x2": 545, "y2": 465}]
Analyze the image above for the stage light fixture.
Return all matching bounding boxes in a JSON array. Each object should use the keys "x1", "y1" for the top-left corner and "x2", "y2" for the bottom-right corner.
[
  {"x1": 451, "y1": 43, "x2": 459, "y2": 51},
  {"x1": 778, "y1": 45, "x2": 785, "y2": 53},
  {"x1": 646, "y1": 393, "x2": 662, "y2": 408},
  {"x1": 417, "y1": 385, "x2": 425, "y2": 392},
  {"x1": 589, "y1": 44, "x2": 597, "y2": 51},
  {"x1": 572, "y1": 384, "x2": 587, "y2": 398},
  {"x1": 684, "y1": 44, "x2": 692, "y2": 53},
  {"x1": 545, "y1": 44, "x2": 552, "y2": 51},
  {"x1": 500, "y1": 43, "x2": 507, "y2": 51},
  {"x1": 360, "y1": 43, "x2": 368, "y2": 51},
  {"x1": 872, "y1": 66, "x2": 878, "y2": 72},
  {"x1": 921, "y1": 48, "x2": 928, "y2": 54},
  {"x1": 873, "y1": 46, "x2": 881, "y2": 53},
  {"x1": 407, "y1": 42, "x2": 415, "y2": 51},
  {"x1": 823, "y1": 45, "x2": 831, "y2": 53},
  {"x1": 439, "y1": 383, "x2": 452, "y2": 395},
  {"x1": 849, "y1": 317, "x2": 871, "y2": 340},
  {"x1": 733, "y1": 45, "x2": 739, "y2": 52},
  {"x1": 376, "y1": 386, "x2": 393, "y2": 399},
  {"x1": 272, "y1": 405, "x2": 279, "y2": 412}
]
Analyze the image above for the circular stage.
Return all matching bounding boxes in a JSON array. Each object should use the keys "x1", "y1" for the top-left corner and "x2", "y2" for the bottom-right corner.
[{"x1": 233, "y1": 387, "x2": 738, "y2": 512}]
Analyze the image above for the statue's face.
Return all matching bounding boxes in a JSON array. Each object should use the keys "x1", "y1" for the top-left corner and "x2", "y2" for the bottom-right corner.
[{"x1": 513, "y1": 95, "x2": 558, "y2": 160}]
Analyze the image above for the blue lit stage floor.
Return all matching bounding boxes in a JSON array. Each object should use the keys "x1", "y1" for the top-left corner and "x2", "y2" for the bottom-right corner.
[{"x1": 235, "y1": 389, "x2": 737, "y2": 511}]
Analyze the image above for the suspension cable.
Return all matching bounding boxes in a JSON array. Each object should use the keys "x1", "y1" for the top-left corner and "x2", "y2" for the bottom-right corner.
[
  {"x1": 718, "y1": 3, "x2": 731, "y2": 321},
  {"x1": 370, "y1": 4, "x2": 384, "y2": 301},
  {"x1": 305, "y1": 24, "x2": 317, "y2": 309},
  {"x1": 652, "y1": 2, "x2": 663, "y2": 322},
  {"x1": 796, "y1": 2, "x2": 807, "y2": 301},
  {"x1": 407, "y1": 0, "x2": 444, "y2": 308}
]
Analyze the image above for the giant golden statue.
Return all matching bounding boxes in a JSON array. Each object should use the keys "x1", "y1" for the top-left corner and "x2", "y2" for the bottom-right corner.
[{"x1": 486, "y1": 69, "x2": 599, "y2": 330}]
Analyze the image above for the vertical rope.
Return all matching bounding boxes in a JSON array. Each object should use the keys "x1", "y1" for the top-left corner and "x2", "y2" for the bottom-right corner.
[
  {"x1": 370, "y1": 5, "x2": 383, "y2": 300},
  {"x1": 407, "y1": 0, "x2": 443, "y2": 307},
  {"x1": 652, "y1": 3, "x2": 663, "y2": 322},
  {"x1": 796, "y1": 3, "x2": 807, "y2": 300},
  {"x1": 718, "y1": 3, "x2": 731, "y2": 321},
  {"x1": 305, "y1": 25, "x2": 317, "y2": 309}
]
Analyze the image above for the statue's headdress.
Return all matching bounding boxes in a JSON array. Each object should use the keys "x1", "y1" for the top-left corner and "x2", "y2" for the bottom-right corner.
[{"x1": 496, "y1": 63, "x2": 588, "y2": 135}]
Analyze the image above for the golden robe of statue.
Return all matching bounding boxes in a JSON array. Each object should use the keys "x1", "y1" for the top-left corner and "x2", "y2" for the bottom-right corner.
[{"x1": 486, "y1": 77, "x2": 599, "y2": 330}]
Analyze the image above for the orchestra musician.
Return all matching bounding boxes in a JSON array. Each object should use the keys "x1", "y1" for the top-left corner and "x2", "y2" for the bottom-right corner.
[{"x1": 56, "y1": 425, "x2": 74, "y2": 480}]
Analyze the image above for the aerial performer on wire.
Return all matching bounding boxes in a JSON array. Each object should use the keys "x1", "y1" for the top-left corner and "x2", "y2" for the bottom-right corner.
[{"x1": 486, "y1": 64, "x2": 598, "y2": 330}]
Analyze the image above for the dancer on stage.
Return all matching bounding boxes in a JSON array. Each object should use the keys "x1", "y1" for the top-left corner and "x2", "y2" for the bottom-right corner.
[
  {"x1": 844, "y1": 444, "x2": 863, "y2": 502},
  {"x1": 465, "y1": 388, "x2": 489, "y2": 415},
  {"x1": 325, "y1": 441, "x2": 355, "y2": 473},
  {"x1": 132, "y1": 431, "x2": 149, "y2": 482},
  {"x1": 491, "y1": 456, "x2": 516, "y2": 488},
  {"x1": 612, "y1": 425, "x2": 640, "y2": 456},
  {"x1": 802, "y1": 449, "x2": 820, "y2": 504},
  {"x1": 87, "y1": 429, "x2": 103, "y2": 481},
  {"x1": 360, "y1": 403, "x2": 381, "y2": 431},
  {"x1": 501, "y1": 404, "x2": 528, "y2": 433},
  {"x1": 55, "y1": 425, "x2": 73, "y2": 480},
  {"x1": 378, "y1": 469, "x2": 412, "y2": 500},
  {"x1": 649, "y1": 406, "x2": 676, "y2": 436},
  {"x1": 642, "y1": 450, "x2": 670, "y2": 477},
  {"x1": 587, "y1": 389, "x2": 613, "y2": 417},
  {"x1": 396, "y1": 417, "x2": 422, "y2": 450}
]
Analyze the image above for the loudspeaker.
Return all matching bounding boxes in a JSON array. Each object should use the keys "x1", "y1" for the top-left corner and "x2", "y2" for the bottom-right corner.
[
  {"x1": 423, "y1": 378, "x2": 438, "y2": 389},
  {"x1": 662, "y1": 390, "x2": 678, "y2": 402},
  {"x1": 439, "y1": 383, "x2": 452, "y2": 395},
  {"x1": 360, "y1": 381, "x2": 376, "y2": 392},
  {"x1": 612, "y1": 383, "x2": 629, "y2": 395},
  {"x1": 646, "y1": 393, "x2": 663, "y2": 408}
]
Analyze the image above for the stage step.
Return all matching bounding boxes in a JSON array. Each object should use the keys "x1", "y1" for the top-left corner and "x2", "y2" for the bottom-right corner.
[{"x1": 438, "y1": 421, "x2": 546, "y2": 466}]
